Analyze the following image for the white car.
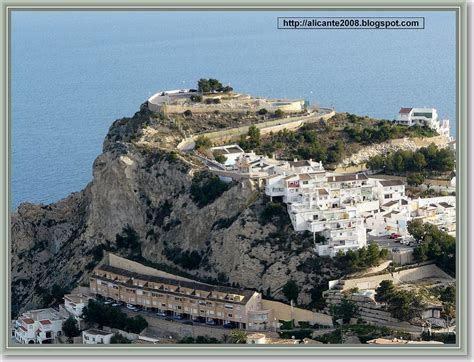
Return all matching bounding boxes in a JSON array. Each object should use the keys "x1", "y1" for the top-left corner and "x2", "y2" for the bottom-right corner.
[
  {"x1": 400, "y1": 236, "x2": 415, "y2": 245},
  {"x1": 126, "y1": 304, "x2": 137, "y2": 310}
]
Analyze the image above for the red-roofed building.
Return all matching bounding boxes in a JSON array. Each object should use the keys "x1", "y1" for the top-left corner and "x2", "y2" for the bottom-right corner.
[{"x1": 14, "y1": 308, "x2": 66, "y2": 344}]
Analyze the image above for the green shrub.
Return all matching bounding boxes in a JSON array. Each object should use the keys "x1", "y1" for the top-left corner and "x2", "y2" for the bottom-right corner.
[
  {"x1": 194, "y1": 135, "x2": 212, "y2": 149},
  {"x1": 190, "y1": 171, "x2": 229, "y2": 208}
]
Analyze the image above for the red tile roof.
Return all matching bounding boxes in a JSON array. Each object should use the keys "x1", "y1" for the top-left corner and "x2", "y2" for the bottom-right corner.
[
  {"x1": 399, "y1": 107, "x2": 413, "y2": 114},
  {"x1": 39, "y1": 320, "x2": 51, "y2": 325},
  {"x1": 22, "y1": 318, "x2": 34, "y2": 324}
]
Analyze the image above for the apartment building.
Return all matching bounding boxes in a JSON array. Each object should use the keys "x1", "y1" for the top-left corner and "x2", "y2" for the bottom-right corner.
[
  {"x1": 366, "y1": 196, "x2": 456, "y2": 237},
  {"x1": 13, "y1": 308, "x2": 66, "y2": 344},
  {"x1": 90, "y1": 263, "x2": 276, "y2": 331}
]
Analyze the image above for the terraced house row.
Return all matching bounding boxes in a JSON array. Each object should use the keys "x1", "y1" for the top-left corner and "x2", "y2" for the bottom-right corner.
[{"x1": 90, "y1": 260, "x2": 276, "y2": 331}]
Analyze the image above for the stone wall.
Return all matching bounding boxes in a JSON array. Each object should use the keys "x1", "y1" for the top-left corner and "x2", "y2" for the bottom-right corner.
[
  {"x1": 261, "y1": 300, "x2": 333, "y2": 327},
  {"x1": 340, "y1": 264, "x2": 453, "y2": 291},
  {"x1": 106, "y1": 253, "x2": 199, "y2": 284},
  {"x1": 177, "y1": 110, "x2": 335, "y2": 150}
]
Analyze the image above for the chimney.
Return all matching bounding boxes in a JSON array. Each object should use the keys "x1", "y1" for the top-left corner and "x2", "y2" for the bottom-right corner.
[{"x1": 259, "y1": 156, "x2": 263, "y2": 167}]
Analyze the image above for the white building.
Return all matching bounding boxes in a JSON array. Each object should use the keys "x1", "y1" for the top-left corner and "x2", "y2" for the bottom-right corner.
[
  {"x1": 396, "y1": 107, "x2": 450, "y2": 138},
  {"x1": 63, "y1": 294, "x2": 89, "y2": 319},
  {"x1": 366, "y1": 196, "x2": 456, "y2": 237},
  {"x1": 13, "y1": 308, "x2": 66, "y2": 344},
  {"x1": 374, "y1": 179, "x2": 406, "y2": 204},
  {"x1": 210, "y1": 144, "x2": 245, "y2": 167},
  {"x1": 61, "y1": 294, "x2": 91, "y2": 329},
  {"x1": 82, "y1": 329, "x2": 114, "y2": 344}
]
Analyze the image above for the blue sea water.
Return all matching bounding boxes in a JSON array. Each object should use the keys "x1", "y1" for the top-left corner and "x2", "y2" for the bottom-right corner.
[{"x1": 11, "y1": 11, "x2": 457, "y2": 209}]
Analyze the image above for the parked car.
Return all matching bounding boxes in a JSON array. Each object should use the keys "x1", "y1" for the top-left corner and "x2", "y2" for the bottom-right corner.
[
  {"x1": 205, "y1": 319, "x2": 216, "y2": 325},
  {"x1": 400, "y1": 236, "x2": 415, "y2": 245},
  {"x1": 192, "y1": 317, "x2": 205, "y2": 323},
  {"x1": 182, "y1": 321, "x2": 194, "y2": 325},
  {"x1": 126, "y1": 304, "x2": 137, "y2": 310},
  {"x1": 390, "y1": 233, "x2": 402, "y2": 239},
  {"x1": 111, "y1": 302, "x2": 121, "y2": 307},
  {"x1": 104, "y1": 299, "x2": 114, "y2": 305},
  {"x1": 165, "y1": 317, "x2": 173, "y2": 322},
  {"x1": 174, "y1": 314, "x2": 183, "y2": 320},
  {"x1": 156, "y1": 311, "x2": 167, "y2": 317},
  {"x1": 134, "y1": 307, "x2": 143, "y2": 312},
  {"x1": 223, "y1": 323, "x2": 236, "y2": 329},
  {"x1": 392, "y1": 247, "x2": 401, "y2": 252}
]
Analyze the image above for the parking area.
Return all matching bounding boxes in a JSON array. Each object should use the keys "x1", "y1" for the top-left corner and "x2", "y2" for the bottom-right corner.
[
  {"x1": 367, "y1": 234, "x2": 417, "y2": 253},
  {"x1": 99, "y1": 298, "x2": 239, "y2": 331}
]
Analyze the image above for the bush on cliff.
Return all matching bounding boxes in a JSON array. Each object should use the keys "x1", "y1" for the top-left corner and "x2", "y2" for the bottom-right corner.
[{"x1": 190, "y1": 171, "x2": 229, "y2": 208}]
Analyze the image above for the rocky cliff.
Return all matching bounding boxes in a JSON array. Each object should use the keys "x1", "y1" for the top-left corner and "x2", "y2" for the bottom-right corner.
[{"x1": 11, "y1": 105, "x2": 341, "y2": 315}]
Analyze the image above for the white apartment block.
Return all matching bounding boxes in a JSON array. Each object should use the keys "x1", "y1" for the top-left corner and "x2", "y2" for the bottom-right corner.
[
  {"x1": 209, "y1": 151, "x2": 455, "y2": 257},
  {"x1": 366, "y1": 196, "x2": 456, "y2": 237},
  {"x1": 396, "y1": 107, "x2": 451, "y2": 138},
  {"x1": 13, "y1": 308, "x2": 66, "y2": 344}
]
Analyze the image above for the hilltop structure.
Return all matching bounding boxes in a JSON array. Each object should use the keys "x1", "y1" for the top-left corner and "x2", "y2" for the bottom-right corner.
[{"x1": 147, "y1": 89, "x2": 306, "y2": 115}]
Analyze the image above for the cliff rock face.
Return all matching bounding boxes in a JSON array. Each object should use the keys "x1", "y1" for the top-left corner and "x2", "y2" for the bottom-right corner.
[{"x1": 11, "y1": 106, "x2": 338, "y2": 314}]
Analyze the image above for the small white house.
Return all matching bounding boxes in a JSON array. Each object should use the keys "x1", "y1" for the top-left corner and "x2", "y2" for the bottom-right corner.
[
  {"x1": 82, "y1": 329, "x2": 114, "y2": 344},
  {"x1": 63, "y1": 294, "x2": 89, "y2": 319},
  {"x1": 374, "y1": 179, "x2": 405, "y2": 203},
  {"x1": 209, "y1": 144, "x2": 245, "y2": 167},
  {"x1": 13, "y1": 308, "x2": 66, "y2": 344},
  {"x1": 396, "y1": 107, "x2": 450, "y2": 138}
]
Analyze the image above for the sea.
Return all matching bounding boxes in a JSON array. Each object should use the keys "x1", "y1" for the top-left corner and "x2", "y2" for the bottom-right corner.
[{"x1": 11, "y1": 10, "x2": 457, "y2": 209}]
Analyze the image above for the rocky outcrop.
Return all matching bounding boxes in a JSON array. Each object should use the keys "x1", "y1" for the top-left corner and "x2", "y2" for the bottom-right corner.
[
  {"x1": 337, "y1": 135, "x2": 450, "y2": 168},
  {"x1": 11, "y1": 105, "x2": 340, "y2": 314}
]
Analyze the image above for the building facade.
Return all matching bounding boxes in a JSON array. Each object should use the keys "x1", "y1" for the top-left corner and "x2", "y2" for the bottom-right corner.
[{"x1": 90, "y1": 264, "x2": 276, "y2": 331}]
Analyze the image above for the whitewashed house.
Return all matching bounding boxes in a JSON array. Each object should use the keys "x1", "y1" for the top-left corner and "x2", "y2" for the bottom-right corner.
[
  {"x1": 374, "y1": 179, "x2": 406, "y2": 204},
  {"x1": 14, "y1": 308, "x2": 66, "y2": 344},
  {"x1": 396, "y1": 107, "x2": 450, "y2": 138},
  {"x1": 82, "y1": 329, "x2": 114, "y2": 344}
]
